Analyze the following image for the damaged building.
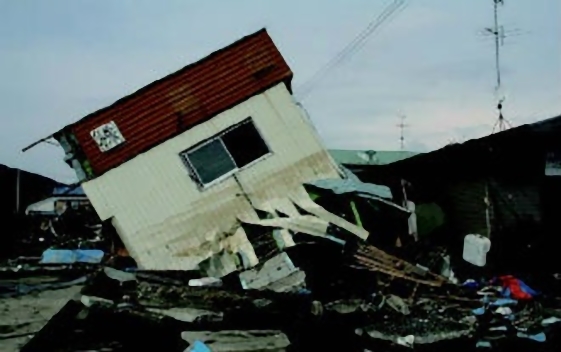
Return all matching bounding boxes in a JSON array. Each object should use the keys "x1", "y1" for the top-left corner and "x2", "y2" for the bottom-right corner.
[
  {"x1": 13, "y1": 27, "x2": 561, "y2": 352},
  {"x1": 356, "y1": 114, "x2": 561, "y2": 276},
  {"x1": 25, "y1": 29, "x2": 347, "y2": 272},
  {"x1": 25, "y1": 185, "x2": 90, "y2": 217}
]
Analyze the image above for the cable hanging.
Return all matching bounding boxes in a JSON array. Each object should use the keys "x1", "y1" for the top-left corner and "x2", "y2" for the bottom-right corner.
[{"x1": 296, "y1": 0, "x2": 408, "y2": 101}]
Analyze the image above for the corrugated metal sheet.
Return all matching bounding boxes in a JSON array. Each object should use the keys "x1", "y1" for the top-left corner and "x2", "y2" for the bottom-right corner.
[
  {"x1": 82, "y1": 84, "x2": 342, "y2": 270},
  {"x1": 488, "y1": 178, "x2": 542, "y2": 228},
  {"x1": 307, "y1": 166, "x2": 393, "y2": 199},
  {"x1": 67, "y1": 29, "x2": 293, "y2": 176},
  {"x1": 445, "y1": 177, "x2": 542, "y2": 238}
]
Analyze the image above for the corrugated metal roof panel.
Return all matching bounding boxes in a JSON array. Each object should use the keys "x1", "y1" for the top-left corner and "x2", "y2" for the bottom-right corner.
[
  {"x1": 306, "y1": 166, "x2": 394, "y2": 200},
  {"x1": 67, "y1": 29, "x2": 293, "y2": 177}
]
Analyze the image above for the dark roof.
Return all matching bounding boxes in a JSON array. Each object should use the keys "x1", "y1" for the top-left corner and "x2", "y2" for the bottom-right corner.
[
  {"x1": 354, "y1": 114, "x2": 561, "y2": 186},
  {"x1": 55, "y1": 29, "x2": 293, "y2": 177},
  {"x1": 329, "y1": 149, "x2": 420, "y2": 166},
  {"x1": 0, "y1": 164, "x2": 61, "y2": 216}
]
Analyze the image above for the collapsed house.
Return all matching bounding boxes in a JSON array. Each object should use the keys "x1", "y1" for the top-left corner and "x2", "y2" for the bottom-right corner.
[
  {"x1": 24, "y1": 29, "x2": 356, "y2": 273},
  {"x1": 355, "y1": 114, "x2": 561, "y2": 276},
  {"x1": 12, "y1": 29, "x2": 561, "y2": 352}
]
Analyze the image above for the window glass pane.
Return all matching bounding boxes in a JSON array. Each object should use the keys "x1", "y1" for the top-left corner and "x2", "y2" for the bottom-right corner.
[
  {"x1": 186, "y1": 140, "x2": 236, "y2": 184},
  {"x1": 222, "y1": 121, "x2": 269, "y2": 168}
]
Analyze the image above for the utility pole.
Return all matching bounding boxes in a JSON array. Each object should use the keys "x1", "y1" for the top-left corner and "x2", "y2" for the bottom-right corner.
[
  {"x1": 397, "y1": 113, "x2": 408, "y2": 150},
  {"x1": 16, "y1": 168, "x2": 20, "y2": 214}
]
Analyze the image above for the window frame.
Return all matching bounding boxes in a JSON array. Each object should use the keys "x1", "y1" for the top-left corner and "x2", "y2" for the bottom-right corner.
[{"x1": 179, "y1": 118, "x2": 272, "y2": 189}]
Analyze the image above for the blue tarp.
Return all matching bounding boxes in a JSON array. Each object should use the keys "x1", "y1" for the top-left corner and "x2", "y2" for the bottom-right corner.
[
  {"x1": 52, "y1": 185, "x2": 85, "y2": 196},
  {"x1": 40, "y1": 249, "x2": 104, "y2": 264},
  {"x1": 191, "y1": 341, "x2": 211, "y2": 352}
]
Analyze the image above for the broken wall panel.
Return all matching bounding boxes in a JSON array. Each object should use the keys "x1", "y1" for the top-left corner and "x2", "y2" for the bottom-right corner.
[
  {"x1": 82, "y1": 84, "x2": 341, "y2": 270},
  {"x1": 238, "y1": 252, "x2": 300, "y2": 291},
  {"x1": 242, "y1": 223, "x2": 282, "y2": 262},
  {"x1": 290, "y1": 194, "x2": 369, "y2": 241}
]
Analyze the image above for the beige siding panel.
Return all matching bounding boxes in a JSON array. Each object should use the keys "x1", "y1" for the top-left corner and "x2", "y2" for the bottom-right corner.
[{"x1": 82, "y1": 83, "x2": 341, "y2": 270}]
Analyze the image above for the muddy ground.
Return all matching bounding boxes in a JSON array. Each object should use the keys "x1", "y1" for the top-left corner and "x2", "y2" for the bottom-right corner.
[{"x1": 0, "y1": 285, "x2": 82, "y2": 352}]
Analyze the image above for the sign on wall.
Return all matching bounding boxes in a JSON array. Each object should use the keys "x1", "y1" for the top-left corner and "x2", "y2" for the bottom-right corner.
[{"x1": 90, "y1": 121, "x2": 125, "y2": 152}]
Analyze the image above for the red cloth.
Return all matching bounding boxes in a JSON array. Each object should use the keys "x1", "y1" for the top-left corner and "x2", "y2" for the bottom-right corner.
[{"x1": 498, "y1": 275, "x2": 533, "y2": 300}]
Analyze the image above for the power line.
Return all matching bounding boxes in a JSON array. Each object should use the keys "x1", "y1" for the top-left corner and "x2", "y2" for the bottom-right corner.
[
  {"x1": 298, "y1": 0, "x2": 406, "y2": 100},
  {"x1": 296, "y1": 0, "x2": 408, "y2": 101}
]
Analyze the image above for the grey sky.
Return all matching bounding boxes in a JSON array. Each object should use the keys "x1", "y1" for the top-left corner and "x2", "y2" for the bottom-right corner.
[{"x1": 1, "y1": 0, "x2": 560, "y2": 183}]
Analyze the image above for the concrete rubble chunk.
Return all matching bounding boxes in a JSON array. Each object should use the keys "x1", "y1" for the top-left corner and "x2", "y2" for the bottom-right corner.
[
  {"x1": 103, "y1": 267, "x2": 137, "y2": 282},
  {"x1": 261, "y1": 270, "x2": 306, "y2": 293},
  {"x1": 188, "y1": 277, "x2": 223, "y2": 287},
  {"x1": 386, "y1": 294, "x2": 410, "y2": 315},
  {"x1": 239, "y1": 253, "x2": 299, "y2": 291},
  {"x1": 146, "y1": 307, "x2": 223, "y2": 323},
  {"x1": 80, "y1": 294, "x2": 114, "y2": 308},
  {"x1": 324, "y1": 299, "x2": 366, "y2": 314}
]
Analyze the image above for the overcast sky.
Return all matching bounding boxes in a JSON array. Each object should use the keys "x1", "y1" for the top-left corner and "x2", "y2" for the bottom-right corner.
[{"x1": 1, "y1": 0, "x2": 560, "y2": 183}]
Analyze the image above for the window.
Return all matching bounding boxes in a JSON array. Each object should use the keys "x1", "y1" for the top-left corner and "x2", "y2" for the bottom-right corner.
[{"x1": 180, "y1": 119, "x2": 270, "y2": 186}]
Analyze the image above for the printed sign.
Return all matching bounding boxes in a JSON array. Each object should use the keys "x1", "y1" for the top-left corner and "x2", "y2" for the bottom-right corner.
[{"x1": 90, "y1": 121, "x2": 125, "y2": 152}]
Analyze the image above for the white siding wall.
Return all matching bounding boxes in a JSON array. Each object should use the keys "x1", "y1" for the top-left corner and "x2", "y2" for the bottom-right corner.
[{"x1": 83, "y1": 83, "x2": 341, "y2": 270}]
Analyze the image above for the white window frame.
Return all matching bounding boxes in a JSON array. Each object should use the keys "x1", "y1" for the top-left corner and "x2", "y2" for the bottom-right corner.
[{"x1": 179, "y1": 118, "x2": 272, "y2": 189}]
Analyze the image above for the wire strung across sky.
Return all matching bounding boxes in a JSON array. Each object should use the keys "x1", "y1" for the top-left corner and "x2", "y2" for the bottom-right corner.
[{"x1": 295, "y1": 0, "x2": 408, "y2": 101}]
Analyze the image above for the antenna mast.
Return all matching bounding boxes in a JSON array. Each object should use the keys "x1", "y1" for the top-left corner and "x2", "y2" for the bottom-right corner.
[
  {"x1": 397, "y1": 113, "x2": 408, "y2": 150},
  {"x1": 488, "y1": 0, "x2": 512, "y2": 133}
]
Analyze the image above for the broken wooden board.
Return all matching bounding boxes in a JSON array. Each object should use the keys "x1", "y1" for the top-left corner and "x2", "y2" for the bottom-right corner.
[{"x1": 289, "y1": 195, "x2": 369, "y2": 240}]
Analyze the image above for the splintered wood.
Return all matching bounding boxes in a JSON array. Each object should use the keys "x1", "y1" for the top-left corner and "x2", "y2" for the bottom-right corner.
[{"x1": 352, "y1": 245, "x2": 448, "y2": 288}]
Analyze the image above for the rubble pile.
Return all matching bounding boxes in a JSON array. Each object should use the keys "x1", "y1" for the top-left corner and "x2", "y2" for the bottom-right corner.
[
  {"x1": 5, "y1": 223, "x2": 560, "y2": 351},
  {"x1": 8, "y1": 28, "x2": 561, "y2": 352},
  {"x1": 1, "y1": 168, "x2": 560, "y2": 352},
  {"x1": 0, "y1": 167, "x2": 556, "y2": 352}
]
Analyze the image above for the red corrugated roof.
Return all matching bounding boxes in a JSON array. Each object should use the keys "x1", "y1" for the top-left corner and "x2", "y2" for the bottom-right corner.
[{"x1": 64, "y1": 29, "x2": 293, "y2": 177}]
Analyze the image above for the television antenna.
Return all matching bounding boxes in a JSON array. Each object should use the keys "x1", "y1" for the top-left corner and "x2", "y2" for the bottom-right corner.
[
  {"x1": 397, "y1": 113, "x2": 408, "y2": 150},
  {"x1": 484, "y1": 0, "x2": 513, "y2": 133}
]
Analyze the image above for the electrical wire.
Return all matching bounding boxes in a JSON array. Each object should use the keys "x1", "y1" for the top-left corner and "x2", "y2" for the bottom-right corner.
[
  {"x1": 297, "y1": 0, "x2": 404, "y2": 100},
  {"x1": 296, "y1": 0, "x2": 408, "y2": 101}
]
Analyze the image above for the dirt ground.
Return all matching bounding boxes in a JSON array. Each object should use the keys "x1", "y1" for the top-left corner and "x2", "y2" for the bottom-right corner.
[{"x1": 0, "y1": 285, "x2": 82, "y2": 352}]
